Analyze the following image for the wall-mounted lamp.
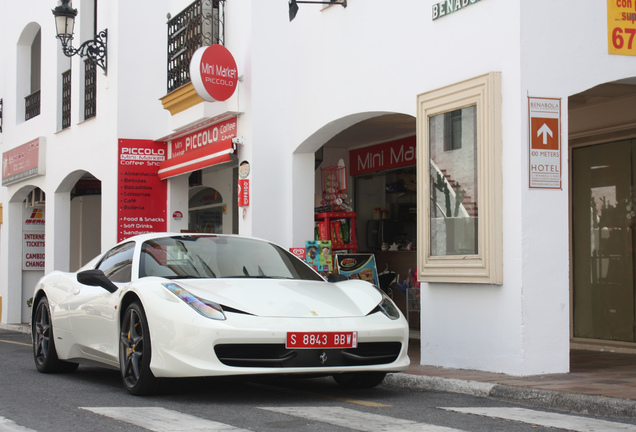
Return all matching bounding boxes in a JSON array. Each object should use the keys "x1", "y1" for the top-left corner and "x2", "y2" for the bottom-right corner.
[
  {"x1": 289, "y1": 0, "x2": 347, "y2": 22},
  {"x1": 52, "y1": 0, "x2": 107, "y2": 74}
]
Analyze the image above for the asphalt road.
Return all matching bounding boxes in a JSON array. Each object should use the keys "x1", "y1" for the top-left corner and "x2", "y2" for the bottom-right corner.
[{"x1": 2, "y1": 328, "x2": 636, "y2": 432}]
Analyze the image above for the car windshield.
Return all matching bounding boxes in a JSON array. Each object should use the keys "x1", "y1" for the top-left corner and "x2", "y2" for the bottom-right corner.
[{"x1": 139, "y1": 235, "x2": 323, "y2": 281}]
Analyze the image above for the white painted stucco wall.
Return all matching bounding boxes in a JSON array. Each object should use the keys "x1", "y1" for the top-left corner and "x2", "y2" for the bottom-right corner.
[{"x1": 1, "y1": 0, "x2": 634, "y2": 376}]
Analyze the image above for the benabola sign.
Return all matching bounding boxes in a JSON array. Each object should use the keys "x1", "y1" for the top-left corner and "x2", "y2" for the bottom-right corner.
[{"x1": 190, "y1": 44, "x2": 238, "y2": 102}]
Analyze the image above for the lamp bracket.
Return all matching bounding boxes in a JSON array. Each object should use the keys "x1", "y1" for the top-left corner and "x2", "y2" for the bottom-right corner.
[{"x1": 62, "y1": 29, "x2": 108, "y2": 74}]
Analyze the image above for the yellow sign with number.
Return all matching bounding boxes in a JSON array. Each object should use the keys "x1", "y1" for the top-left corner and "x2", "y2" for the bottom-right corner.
[{"x1": 608, "y1": 0, "x2": 636, "y2": 56}]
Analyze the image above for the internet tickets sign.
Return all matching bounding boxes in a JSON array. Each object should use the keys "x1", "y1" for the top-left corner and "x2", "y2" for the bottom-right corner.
[
  {"x1": 608, "y1": 0, "x2": 636, "y2": 56},
  {"x1": 118, "y1": 139, "x2": 167, "y2": 241}
]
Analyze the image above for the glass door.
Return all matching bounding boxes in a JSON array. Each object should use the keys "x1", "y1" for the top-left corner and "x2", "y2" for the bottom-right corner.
[{"x1": 572, "y1": 139, "x2": 636, "y2": 342}]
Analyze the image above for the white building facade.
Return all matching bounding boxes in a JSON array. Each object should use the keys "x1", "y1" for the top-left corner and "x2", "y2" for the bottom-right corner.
[{"x1": 0, "y1": 0, "x2": 635, "y2": 376}]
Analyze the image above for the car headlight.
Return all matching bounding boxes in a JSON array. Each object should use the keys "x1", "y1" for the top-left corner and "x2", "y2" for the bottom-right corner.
[
  {"x1": 162, "y1": 282, "x2": 226, "y2": 320},
  {"x1": 370, "y1": 289, "x2": 401, "y2": 320}
]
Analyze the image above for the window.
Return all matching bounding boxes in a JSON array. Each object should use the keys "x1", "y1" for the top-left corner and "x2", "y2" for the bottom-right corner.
[
  {"x1": 97, "y1": 242, "x2": 135, "y2": 283},
  {"x1": 62, "y1": 70, "x2": 72, "y2": 129},
  {"x1": 417, "y1": 72, "x2": 503, "y2": 284},
  {"x1": 17, "y1": 25, "x2": 41, "y2": 122},
  {"x1": 84, "y1": 60, "x2": 96, "y2": 119},
  {"x1": 167, "y1": 0, "x2": 225, "y2": 93},
  {"x1": 443, "y1": 110, "x2": 464, "y2": 151}
]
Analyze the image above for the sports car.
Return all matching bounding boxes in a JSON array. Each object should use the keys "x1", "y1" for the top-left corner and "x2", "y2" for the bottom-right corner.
[{"x1": 31, "y1": 233, "x2": 409, "y2": 395}]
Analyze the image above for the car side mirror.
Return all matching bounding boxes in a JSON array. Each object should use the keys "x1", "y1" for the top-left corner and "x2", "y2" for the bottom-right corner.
[
  {"x1": 327, "y1": 273, "x2": 349, "y2": 283},
  {"x1": 77, "y1": 269, "x2": 119, "y2": 293}
]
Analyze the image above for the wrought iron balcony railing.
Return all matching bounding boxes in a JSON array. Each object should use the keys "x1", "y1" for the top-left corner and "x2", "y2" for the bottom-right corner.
[
  {"x1": 62, "y1": 70, "x2": 72, "y2": 129},
  {"x1": 25, "y1": 90, "x2": 41, "y2": 121},
  {"x1": 84, "y1": 60, "x2": 97, "y2": 120},
  {"x1": 167, "y1": 0, "x2": 225, "y2": 94}
]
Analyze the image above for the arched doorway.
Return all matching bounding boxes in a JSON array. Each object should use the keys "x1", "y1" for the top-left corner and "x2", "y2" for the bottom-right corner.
[
  {"x1": 189, "y1": 187, "x2": 224, "y2": 233},
  {"x1": 570, "y1": 79, "x2": 636, "y2": 345},
  {"x1": 70, "y1": 174, "x2": 102, "y2": 271}
]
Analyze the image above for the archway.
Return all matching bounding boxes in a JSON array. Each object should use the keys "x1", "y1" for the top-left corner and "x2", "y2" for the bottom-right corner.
[{"x1": 570, "y1": 77, "x2": 636, "y2": 346}]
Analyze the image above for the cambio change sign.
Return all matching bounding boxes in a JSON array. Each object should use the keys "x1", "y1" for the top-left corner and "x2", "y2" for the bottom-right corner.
[{"x1": 190, "y1": 44, "x2": 238, "y2": 102}]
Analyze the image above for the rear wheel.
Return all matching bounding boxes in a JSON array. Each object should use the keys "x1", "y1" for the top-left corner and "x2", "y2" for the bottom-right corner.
[
  {"x1": 333, "y1": 372, "x2": 387, "y2": 389},
  {"x1": 120, "y1": 301, "x2": 159, "y2": 395},
  {"x1": 32, "y1": 296, "x2": 78, "y2": 373}
]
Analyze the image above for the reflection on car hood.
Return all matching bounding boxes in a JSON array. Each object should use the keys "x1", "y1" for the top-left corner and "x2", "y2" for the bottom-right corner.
[{"x1": 175, "y1": 278, "x2": 381, "y2": 318}]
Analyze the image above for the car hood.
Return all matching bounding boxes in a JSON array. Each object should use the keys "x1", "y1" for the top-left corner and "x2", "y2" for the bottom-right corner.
[{"x1": 174, "y1": 278, "x2": 382, "y2": 318}]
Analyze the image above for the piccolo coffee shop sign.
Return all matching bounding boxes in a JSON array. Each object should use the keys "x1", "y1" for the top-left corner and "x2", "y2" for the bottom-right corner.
[
  {"x1": 2, "y1": 137, "x2": 46, "y2": 186},
  {"x1": 118, "y1": 139, "x2": 167, "y2": 242},
  {"x1": 432, "y1": 0, "x2": 481, "y2": 20},
  {"x1": 190, "y1": 44, "x2": 239, "y2": 102}
]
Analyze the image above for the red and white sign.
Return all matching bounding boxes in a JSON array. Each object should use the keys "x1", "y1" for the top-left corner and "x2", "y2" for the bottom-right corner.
[
  {"x1": 190, "y1": 44, "x2": 238, "y2": 102},
  {"x1": 289, "y1": 248, "x2": 306, "y2": 260},
  {"x1": 238, "y1": 179, "x2": 250, "y2": 207},
  {"x1": 528, "y1": 97, "x2": 561, "y2": 189},
  {"x1": 158, "y1": 117, "x2": 237, "y2": 180},
  {"x1": 286, "y1": 331, "x2": 358, "y2": 349},
  {"x1": 2, "y1": 137, "x2": 46, "y2": 186},
  {"x1": 172, "y1": 211, "x2": 183, "y2": 221},
  {"x1": 349, "y1": 136, "x2": 416, "y2": 176},
  {"x1": 118, "y1": 139, "x2": 168, "y2": 242}
]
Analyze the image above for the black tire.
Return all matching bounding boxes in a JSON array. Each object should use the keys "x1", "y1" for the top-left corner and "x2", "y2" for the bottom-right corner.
[
  {"x1": 120, "y1": 301, "x2": 159, "y2": 395},
  {"x1": 333, "y1": 372, "x2": 387, "y2": 389},
  {"x1": 32, "y1": 296, "x2": 78, "y2": 373}
]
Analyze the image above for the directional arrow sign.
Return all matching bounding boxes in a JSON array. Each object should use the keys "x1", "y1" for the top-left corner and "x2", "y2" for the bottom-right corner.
[
  {"x1": 528, "y1": 97, "x2": 561, "y2": 189},
  {"x1": 537, "y1": 123, "x2": 553, "y2": 145}
]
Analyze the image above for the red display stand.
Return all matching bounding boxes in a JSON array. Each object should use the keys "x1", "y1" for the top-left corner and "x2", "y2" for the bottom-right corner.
[{"x1": 315, "y1": 212, "x2": 357, "y2": 253}]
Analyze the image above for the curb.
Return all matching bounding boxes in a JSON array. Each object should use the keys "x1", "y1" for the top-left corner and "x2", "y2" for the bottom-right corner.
[
  {"x1": 0, "y1": 323, "x2": 30, "y2": 334},
  {"x1": 385, "y1": 373, "x2": 636, "y2": 419}
]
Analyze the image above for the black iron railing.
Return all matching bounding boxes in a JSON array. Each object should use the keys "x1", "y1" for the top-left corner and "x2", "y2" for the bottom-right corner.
[
  {"x1": 62, "y1": 70, "x2": 72, "y2": 129},
  {"x1": 25, "y1": 90, "x2": 41, "y2": 121},
  {"x1": 167, "y1": 0, "x2": 225, "y2": 93},
  {"x1": 84, "y1": 60, "x2": 96, "y2": 120}
]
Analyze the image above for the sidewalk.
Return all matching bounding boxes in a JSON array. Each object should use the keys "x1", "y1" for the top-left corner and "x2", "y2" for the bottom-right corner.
[
  {"x1": 385, "y1": 337, "x2": 636, "y2": 419},
  {"x1": 5, "y1": 323, "x2": 636, "y2": 418}
]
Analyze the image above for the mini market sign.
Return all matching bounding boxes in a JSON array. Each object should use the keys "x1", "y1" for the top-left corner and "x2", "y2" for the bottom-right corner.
[
  {"x1": 432, "y1": 0, "x2": 481, "y2": 20},
  {"x1": 190, "y1": 44, "x2": 238, "y2": 102}
]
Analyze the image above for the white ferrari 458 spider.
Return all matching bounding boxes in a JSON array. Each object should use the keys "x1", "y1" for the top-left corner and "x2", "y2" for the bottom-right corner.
[{"x1": 32, "y1": 233, "x2": 409, "y2": 394}]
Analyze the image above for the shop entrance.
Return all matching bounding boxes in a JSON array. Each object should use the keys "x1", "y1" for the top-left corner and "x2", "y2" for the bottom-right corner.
[
  {"x1": 572, "y1": 139, "x2": 636, "y2": 342},
  {"x1": 189, "y1": 187, "x2": 224, "y2": 233}
]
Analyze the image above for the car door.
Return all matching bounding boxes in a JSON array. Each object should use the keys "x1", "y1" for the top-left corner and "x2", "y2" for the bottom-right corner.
[{"x1": 68, "y1": 242, "x2": 135, "y2": 365}]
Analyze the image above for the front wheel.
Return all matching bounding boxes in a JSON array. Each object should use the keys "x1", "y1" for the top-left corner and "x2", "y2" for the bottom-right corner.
[
  {"x1": 119, "y1": 301, "x2": 159, "y2": 395},
  {"x1": 333, "y1": 372, "x2": 387, "y2": 389},
  {"x1": 32, "y1": 296, "x2": 78, "y2": 373}
]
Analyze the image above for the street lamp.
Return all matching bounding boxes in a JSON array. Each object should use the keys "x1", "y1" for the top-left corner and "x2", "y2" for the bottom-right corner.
[
  {"x1": 52, "y1": 0, "x2": 107, "y2": 74},
  {"x1": 289, "y1": 0, "x2": 347, "y2": 22}
]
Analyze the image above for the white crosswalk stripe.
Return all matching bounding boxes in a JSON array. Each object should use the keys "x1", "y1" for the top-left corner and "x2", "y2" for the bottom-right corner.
[
  {"x1": 260, "y1": 406, "x2": 467, "y2": 432},
  {"x1": 442, "y1": 407, "x2": 636, "y2": 431},
  {"x1": 0, "y1": 416, "x2": 37, "y2": 432},
  {"x1": 81, "y1": 407, "x2": 250, "y2": 432}
]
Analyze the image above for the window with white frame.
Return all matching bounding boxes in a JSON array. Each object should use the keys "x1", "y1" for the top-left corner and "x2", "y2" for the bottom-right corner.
[{"x1": 417, "y1": 72, "x2": 503, "y2": 284}]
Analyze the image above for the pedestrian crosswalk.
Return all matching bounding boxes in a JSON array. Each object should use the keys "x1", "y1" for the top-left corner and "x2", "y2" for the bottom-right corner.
[
  {"x1": 442, "y1": 407, "x2": 636, "y2": 432},
  {"x1": 3, "y1": 405, "x2": 636, "y2": 432}
]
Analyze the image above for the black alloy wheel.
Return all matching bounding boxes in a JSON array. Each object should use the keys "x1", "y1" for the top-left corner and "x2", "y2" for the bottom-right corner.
[
  {"x1": 120, "y1": 301, "x2": 158, "y2": 395},
  {"x1": 33, "y1": 296, "x2": 78, "y2": 373}
]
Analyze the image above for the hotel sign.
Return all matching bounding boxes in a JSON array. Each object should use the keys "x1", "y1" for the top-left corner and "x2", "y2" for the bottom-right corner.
[
  {"x1": 528, "y1": 97, "x2": 561, "y2": 190},
  {"x1": 432, "y1": 0, "x2": 481, "y2": 20}
]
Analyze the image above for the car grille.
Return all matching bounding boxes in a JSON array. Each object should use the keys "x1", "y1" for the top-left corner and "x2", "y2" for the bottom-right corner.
[{"x1": 214, "y1": 342, "x2": 402, "y2": 368}]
